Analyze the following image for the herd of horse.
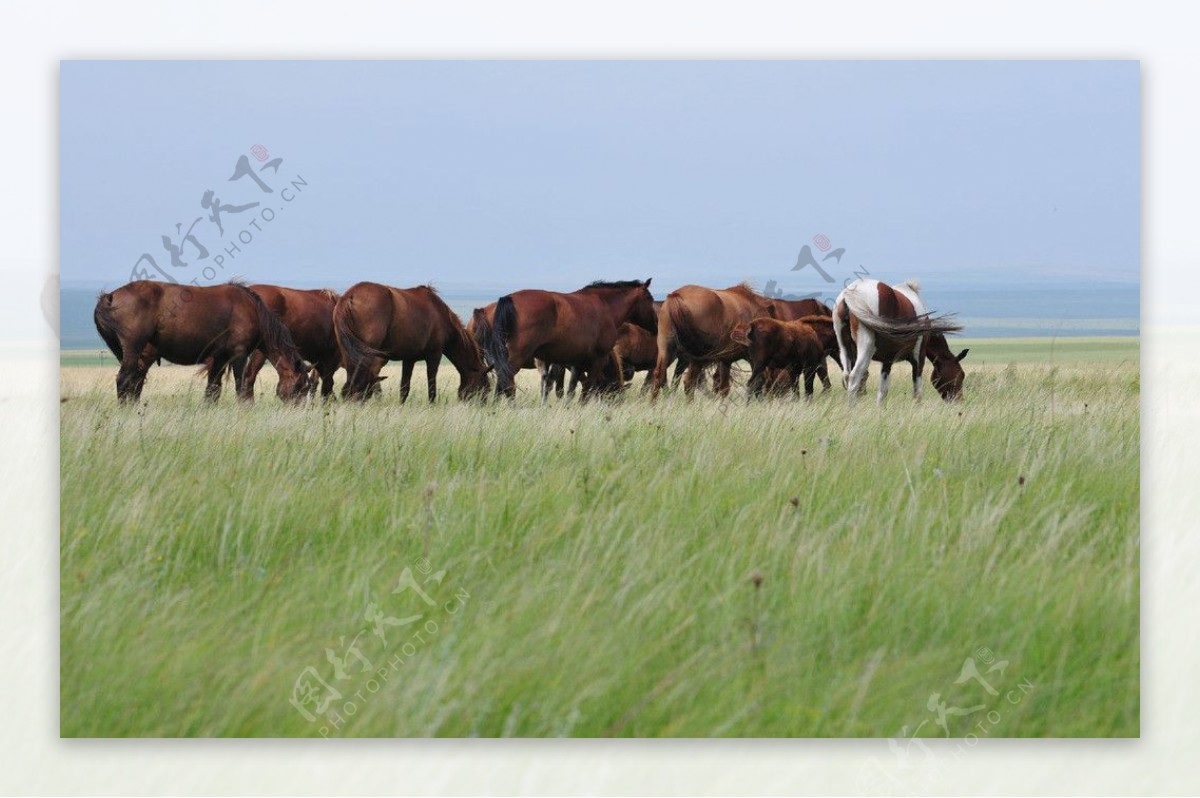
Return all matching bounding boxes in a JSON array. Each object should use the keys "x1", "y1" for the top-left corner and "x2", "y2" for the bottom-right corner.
[{"x1": 91, "y1": 276, "x2": 967, "y2": 406}]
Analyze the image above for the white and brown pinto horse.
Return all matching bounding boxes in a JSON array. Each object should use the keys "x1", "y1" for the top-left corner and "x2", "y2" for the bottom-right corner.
[{"x1": 833, "y1": 278, "x2": 967, "y2": 404}]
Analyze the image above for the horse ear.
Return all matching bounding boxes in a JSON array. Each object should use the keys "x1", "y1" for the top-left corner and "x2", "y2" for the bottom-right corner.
[
  {"x1": 956, "y1": 348, "x2": 969, "y2": 362},
  {"x1": 644, "y1": 278, "x2": 652, "y2": 288}
]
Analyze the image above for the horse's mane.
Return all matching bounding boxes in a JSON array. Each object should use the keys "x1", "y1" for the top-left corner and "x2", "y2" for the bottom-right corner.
[
  {"x1": 723, "y1": 282, "x2": 763, "y2": 299},
  {"x1": 583, "y1": 279, "x2": 646, "y2": 290},
  {"x1": 316, "y1": 288, "x2": 339, "y2": 302},
  {"x1": 901, "y1": 278, "x2": 921, "y2": 294}
]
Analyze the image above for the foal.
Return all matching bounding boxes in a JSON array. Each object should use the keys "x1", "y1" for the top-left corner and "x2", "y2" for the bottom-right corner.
[{"x1": 731, "y1": 316, "x2": 831, "y2": 399}]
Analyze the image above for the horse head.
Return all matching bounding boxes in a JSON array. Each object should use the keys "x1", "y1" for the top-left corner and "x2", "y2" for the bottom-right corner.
[
  {"x1": 458, "y1": 364, "x2": 492, "y2": 402},
  {"x1": 927, "y1": 334, "x2": 968, "y2": 401},
  {"x1": 276, "y1": 356, "x2": 313, "y2": 403},
  {"x1": 629, "y1": 278, "x2": 658, "y2": 334}
]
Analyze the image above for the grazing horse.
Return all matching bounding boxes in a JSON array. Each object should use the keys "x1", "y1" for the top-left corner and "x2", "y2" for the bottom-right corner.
[
  {"x1": 651, "y1": 283, "x2": 776, "y2": 400},
  {"x1": 731, "y1": 315, "x2": 832, "y2": 399},
  {"x1": 235, "y1": 285, "x2": 341, "y2": 399},
  {"x1": 93, "y1": 280, "x2": 312, "y2": 403},
  {"x1": 473, "y1": 279, "x2": 657, "y2": 401},
  {"x1": 334, "y1": 282, "x2": 491, "y2": 402},
  {"x1": 833, "y1": 278, "x2": 967, "y2": 404}
]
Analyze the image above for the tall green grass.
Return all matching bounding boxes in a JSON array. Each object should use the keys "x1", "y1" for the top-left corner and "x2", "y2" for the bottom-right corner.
[{"x1": 60, "y1": 347, "x2": 1138, "y2": 737}]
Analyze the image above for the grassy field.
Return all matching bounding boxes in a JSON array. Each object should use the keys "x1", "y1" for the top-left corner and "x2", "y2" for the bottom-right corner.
[{"x1": 59, "y1": 338, "x2": 1139, "y2": 737}]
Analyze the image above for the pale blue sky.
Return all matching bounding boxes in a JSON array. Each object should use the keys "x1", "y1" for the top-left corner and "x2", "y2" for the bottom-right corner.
[{"x1": 61, "y1": 60, "x2": 1139, "y2": 296}]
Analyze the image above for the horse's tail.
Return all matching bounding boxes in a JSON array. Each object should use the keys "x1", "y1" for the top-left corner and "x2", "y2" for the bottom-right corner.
[
  {"x1": 796, "y1": 314, "x2": 834, "y2": 327},
  {"x1": 666, "y1": 294, "x2": 729, "y2": 360},
  {"x1": 232, "y1": 282, "x2": 306, "y2": 372},
  {"x1": 93, "y1": 291, "x2": 123, "y2": 360},
  {"x1": 841, "y1": 282, "x2": 961, "y2": 343},
  {"x1": 332, "y1": 292, "x2": 388, "y2": 371},
  {"x1": 472, "y1": 296, "x2": 516, "y2": 385}
]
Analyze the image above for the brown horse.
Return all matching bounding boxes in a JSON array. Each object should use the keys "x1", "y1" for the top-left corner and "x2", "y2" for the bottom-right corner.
[
  {"x1": 93, "y1": 280, "x2": 312, "y2": 403},
  {"x1": 651, "y1": 283, "x2": 776, "y2": 400},
  {"x1": 235, "y1": 285, "x2": 341, "y2": 399},
  {"x1": 473, "y1": 279, "x2": 657, "y2": 401},
  {"x1": 334, "y1": 282, "x2": 491, "y2": 402},
  {"x1": 768, "y1": 298, "x2": 841, "y2": 390},
  {"x1": 731, "y1": 315, "x2": 833, "y2": 399},
  {"x1": 833, "y1": 278, "x2": 966, "y2": 404}
]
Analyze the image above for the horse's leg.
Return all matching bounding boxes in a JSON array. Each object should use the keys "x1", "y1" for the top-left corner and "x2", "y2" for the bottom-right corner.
[
  {"x1": 681, "y1": 361, "x2": 701, "y2": 400},
  {"x1": 534, "y1": 360, "x2": 546, "y2": 404},
  {"x1": 399, "y1": 360, "x2": 415, "y2": 404},
  {"x1": 536, "y1": 360, "x2": 551, "y2": 405},
  {"x1": 115, "y1": 341, "x2": 148, "y2": 403},
  {"x1": 554, "y1": 365, "x2": 566, "y2": 398},
  {"x1": 670, "y1": 357, "x2": 686, "y2": 391},
  {"x1": 803, "y1": 365, "x2": 816, "y2": 399},
  {"x1": 746, "y1": 363, "x2": 767, "y2": 401},
  {"x1": 205, "y1": 356, "x2": 230, "y2": 403},
  {"x1": 229, "y1": 353, "x2": 247, "y2": 398},
  {"x1": 715, "y1": 362, "x2": 733, "y2": 398},
  {"x1": 566, "y1": 367, "x2": 581, "y2": 399},
  {"x1": 425, "y1": 355, "x2": 440, "y2": 403},
  {"x1": 846, "y1": 328, "x2": 875, "y2": 406},
  {"x1": 130, "y1": 367, "x2": 150, "y2": 401},
  {"x1": 125, "y1": 343, "x2": 157, "y2": 401},
  {"x1": 912, "y1": 336, "x2": 926, "y2": 402},
  {"x1": 580, "y1": 354, "x2": 611, "y2": 405},
  {"x1": 878, "y1": 360, "x2": 893, "y2": 406},
  {"x1": 641, "y1": 370, "x2": 653, "y2": 393},
  {"x1": 832, "y1": 309, "x2": 853, "y2": 390},
  {"x1": 238, "y1": 350, "x2": 267, "y2": 402},
  {"x1": 319, "y1": 357, "x2": 337, "y2": 400},
  {"x1": 817, "y1": 358, "x2": 832, "y2": 391}
]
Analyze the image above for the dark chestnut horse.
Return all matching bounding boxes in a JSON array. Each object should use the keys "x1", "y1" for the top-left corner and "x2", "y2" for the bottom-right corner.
[
  {"x1": 833, "y1": 278, "x2": 966, "y2": 404},
  {"x1": 473, "y1": 280, "x2": 657, "y2": 401},
  {"x1": 768, "y1": 298, "x2": 841, "y2": 390},
  {"x1": 651, "y1": 283, "x2": 776, "y2": 400},
  {"x1": 731, "y1": 315, "x2": 833, "y2": 399},
  {"x1": 93, "y1": 280, "x2": 312, "y2": 403},
  {"x1": 235, "y1": 285, "x2": 341, "y2": 399},
  {"x1": 334, "y1": 282, "x2": 491, "y2": 402}
]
